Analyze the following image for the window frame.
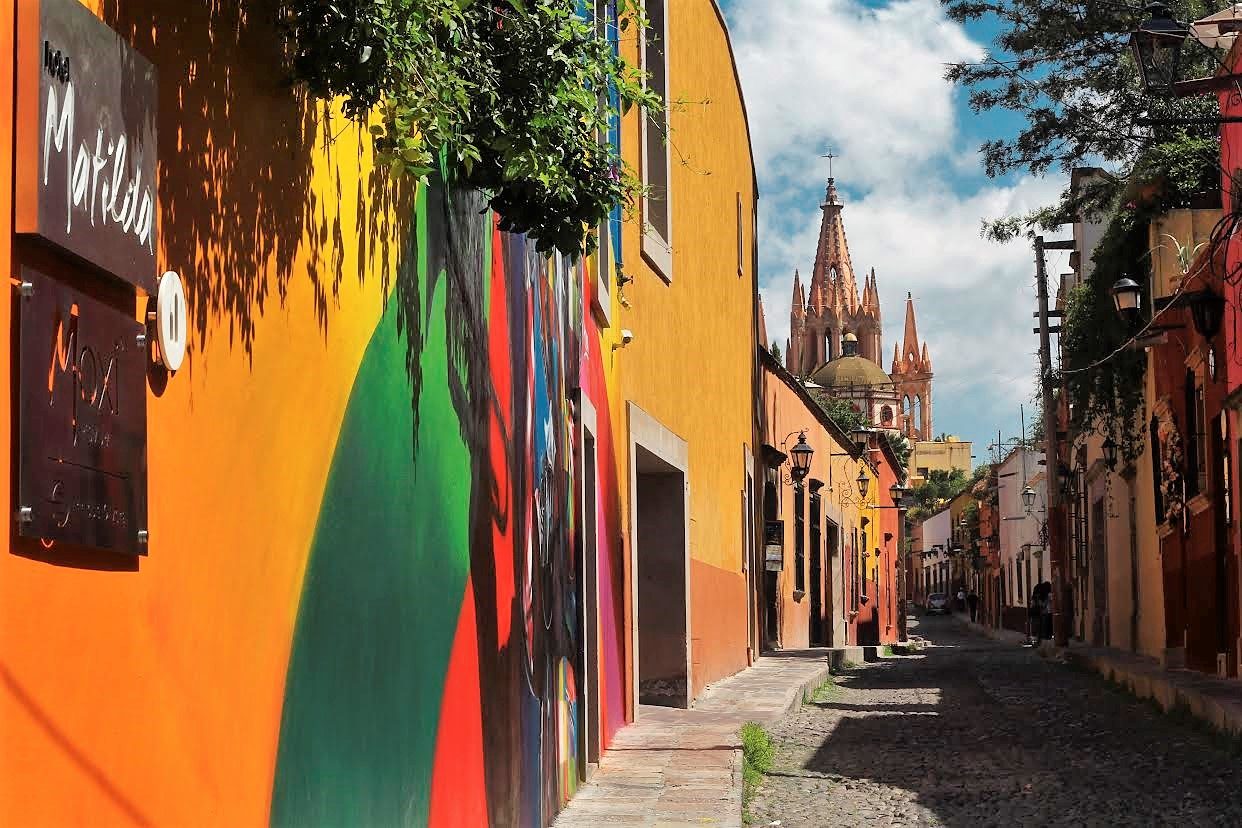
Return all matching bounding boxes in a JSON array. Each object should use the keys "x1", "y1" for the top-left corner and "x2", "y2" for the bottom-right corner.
[{"x1": 640, "y1": 0, "x2": 673, "y2": 281}]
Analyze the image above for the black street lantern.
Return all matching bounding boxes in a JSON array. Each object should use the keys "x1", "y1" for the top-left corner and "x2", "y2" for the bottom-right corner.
[
  {"x1": 789, "y1": 432, "x2": 814, "y2": 483},
  {"x1": 889, "y1": 482, "x2": 905, "y2": 504},
  {"x1": 1189, "y1": 288, "x2": 1227, "y2": 341},
  {"x1": 856, "y1": 468, "x2": 870, "y2": 498},
  {"x1": 1101, "y1": 435, "x2": 1119, "y2": 470},
  {"x1": 1022, "y1": 484, "x2": 1036, "y2": 512},
  {"x1": 1111, "y1": 277, "x2": 1143, "y2": 324},
  {"x1": 852, "y1": 427, "x2": 872, "y2": 453},
  {"x1": 1130, "y1": 2, "x2": 1190, "y2": 96}
]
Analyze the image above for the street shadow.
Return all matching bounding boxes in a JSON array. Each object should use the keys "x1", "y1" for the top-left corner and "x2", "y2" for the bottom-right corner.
[{"x1": 790, "y1": 621, "x2": 1242, "y2": 826}]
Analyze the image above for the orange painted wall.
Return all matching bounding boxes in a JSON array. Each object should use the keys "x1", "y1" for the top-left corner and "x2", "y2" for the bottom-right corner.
[
  {"x1": 0, "y1": 2, "x2": 409, "y2": 824},
  {"x1": 759, "y1": 353, "x2": 865, "y2": 651}
]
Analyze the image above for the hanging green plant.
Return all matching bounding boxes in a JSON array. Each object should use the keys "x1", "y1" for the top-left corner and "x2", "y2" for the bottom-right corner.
[
  {"x1": 277, "y1": 0, "x2": 660, "y2": 255},
  {"x1": 1059, "y1": 133, "x2": 1219, "y2": 465}
]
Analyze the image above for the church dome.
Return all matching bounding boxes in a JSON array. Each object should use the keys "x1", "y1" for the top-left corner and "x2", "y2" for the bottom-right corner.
[{"x1": 810, "y1": 355, "x2": 893, "y2": 389}]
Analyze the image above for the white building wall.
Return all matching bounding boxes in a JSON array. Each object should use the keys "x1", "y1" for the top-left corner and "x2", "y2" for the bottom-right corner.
[{"x1": 997, "y1": 448, "x2": 1046, "y2": 608}]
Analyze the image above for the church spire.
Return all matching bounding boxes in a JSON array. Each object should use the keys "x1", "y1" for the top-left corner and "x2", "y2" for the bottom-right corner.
[
  {"x1": 791, "y1": 269, "x2": 805, "y2": 320},
  {"x1": 811, "y1": 178, "x2": 859, "y2": 317},
  {"x1": 902, "y1": 291, "x2": 920, "y2": 359}
]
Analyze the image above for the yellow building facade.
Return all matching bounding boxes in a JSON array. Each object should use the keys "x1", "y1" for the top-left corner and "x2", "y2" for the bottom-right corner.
[
  {"x1": 909, "y1": 437, "x2": 973, "y2": 487},
  {"x1": 612, "y1": 0, "x2": 760, "y2": 704}
]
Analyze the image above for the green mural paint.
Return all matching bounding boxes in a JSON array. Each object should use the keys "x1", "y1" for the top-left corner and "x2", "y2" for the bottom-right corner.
[{"x1": 270, "y1": 196, "x2": 471, "y2": 826}]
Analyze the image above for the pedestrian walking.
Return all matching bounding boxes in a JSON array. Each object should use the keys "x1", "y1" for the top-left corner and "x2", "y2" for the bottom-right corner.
[
  {"x1": 956, "y1": 587, "x2": 966, "y2": 613},
  {"x1": 1037, "y1": 580, "x2": 1054, "y2": 641},
  {"x1": 1027, "y1": 586, "x2": 1043, "y2": 646},
  {"x1": 967, "y1": 588, "x2": 979, "y2": 623}
]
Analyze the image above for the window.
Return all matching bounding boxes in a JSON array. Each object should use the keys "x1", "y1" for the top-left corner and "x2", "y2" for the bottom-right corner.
[
  {"x1": 641, "y1": 0, "x2": 672, "y2": 278},
  {"x1": 851, "y1": 529, "x2": 859, "y2": 607},
  {"x1": 794, "y1": 486, "x2": 805, "y2": 593},
  {"x1": 1185, "y1": 370, "x2": 1202, "y2": 498},
  {"x1": 591, "y1": 0, "x2": 621, "y2": 326},
  {"x1": 1196, "y1": 383, "x2": 1208, "y2": 495}
]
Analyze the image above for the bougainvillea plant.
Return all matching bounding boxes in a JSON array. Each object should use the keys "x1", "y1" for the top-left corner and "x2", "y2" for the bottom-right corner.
[
  {"x1": 1158, "y1": 416, "x2": 1185, "y2": 525},
  {"x1": 278, "y1": 0, "x2": 660, "y2": 255}
]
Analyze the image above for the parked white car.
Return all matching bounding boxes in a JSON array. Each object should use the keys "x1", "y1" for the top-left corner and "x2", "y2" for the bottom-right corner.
[{"x1": 926, "y1": 593, "x2": 950, "y2": 615}]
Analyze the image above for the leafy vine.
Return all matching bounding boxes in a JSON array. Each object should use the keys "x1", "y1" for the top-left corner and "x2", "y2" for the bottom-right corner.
[
  {"x1": 276, "y1": 0, "x2": 660, "y2": 255},
  {"x1": 1059, "y1": 134, "x2": 1219, "y2": 466}
]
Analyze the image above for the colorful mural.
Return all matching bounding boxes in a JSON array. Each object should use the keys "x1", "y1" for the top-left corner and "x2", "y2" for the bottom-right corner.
[
  {"x1": 265, "y1": 179, "x2": 626, "y2": 827},
  {"x1": 0, "y1": 1, "x2": 762, "y2": 826}
]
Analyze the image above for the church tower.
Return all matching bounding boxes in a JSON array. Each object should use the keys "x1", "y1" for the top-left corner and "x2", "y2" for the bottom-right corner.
[
  {"x1": 786, "y1": 178, "x2": 936, "y2": 441},
  {"x1": 890, "y1": 293, "x2": 933, "y2": 440},
  {"x1": 784, "y1": 179, "x2": 883, "y2": 376}
]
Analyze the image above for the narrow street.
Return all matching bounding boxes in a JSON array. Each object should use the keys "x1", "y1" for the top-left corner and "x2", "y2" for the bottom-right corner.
[{"x1": 749, "y1": 616, "x2": 1242, "y2": 827}]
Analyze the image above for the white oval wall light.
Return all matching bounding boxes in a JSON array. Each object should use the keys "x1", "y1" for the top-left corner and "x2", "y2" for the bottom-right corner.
[{"x1": 155, "y1": 270, "x2": 187, "y2": 371}]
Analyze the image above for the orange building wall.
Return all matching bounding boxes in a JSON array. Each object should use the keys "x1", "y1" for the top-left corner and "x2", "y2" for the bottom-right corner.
[{"x1": 760, "y1": 355, "x2": 866, "y2": 651}]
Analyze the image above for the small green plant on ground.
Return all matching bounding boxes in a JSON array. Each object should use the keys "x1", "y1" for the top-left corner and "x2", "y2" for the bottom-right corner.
[
  {"x1": 804, "y1": 676, "x2": 839, "y2": 704},
  {"x1": 882, "y1": 645, "x2": 894, "y2": 657},
  {"x1": 740, "y1": 721, "x2": 774, "y2": 822}
]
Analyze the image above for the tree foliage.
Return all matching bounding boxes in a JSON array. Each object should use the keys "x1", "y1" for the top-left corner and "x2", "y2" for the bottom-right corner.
[
  {"x1": 278, "y1": 0, "x2": 659, "y2": 255},
  {"x1": 811, "y1": 391, "x2": 870, "y2": 435},
  {"x1": 943, "y1": 0, "x2": 1223, "y2": 236},
  {"x1": 885, "y1": 431, "x2": 912, "y2": 478},
  {"x1": 908, "y1": 468, "x2": 969, "y2": 520},
  {"x1": 1059, "y1": 134, "x2": 1219, "y2": 463}
]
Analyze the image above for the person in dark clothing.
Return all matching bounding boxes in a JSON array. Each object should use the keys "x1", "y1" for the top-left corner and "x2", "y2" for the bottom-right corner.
[
  {"x1": 1027, "y1": 589, "x2": 1042, "y2": 646},
  {"x1": 1036, "y1": 580, "x2": 1054, "y2": 640},
  {"x1": 967, "y1": 589, "x2": 979, "y2": 623},
  {"x1": 1031, "y1": 581, "x2": 1053, "y2": 644}
]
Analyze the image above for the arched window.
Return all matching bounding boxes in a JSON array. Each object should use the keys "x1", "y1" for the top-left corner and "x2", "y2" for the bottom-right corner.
[{"x1": 912, "y1": 396, "x2": 923, "y2": 437}]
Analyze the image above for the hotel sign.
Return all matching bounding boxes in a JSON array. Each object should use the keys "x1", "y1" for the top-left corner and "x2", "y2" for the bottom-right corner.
[
  {"x1": 16, "y1": 0, "x2": 158, "y2": 291},
  {"x1": 17, "y1": 267, "x2": 148, "y2": 555}
]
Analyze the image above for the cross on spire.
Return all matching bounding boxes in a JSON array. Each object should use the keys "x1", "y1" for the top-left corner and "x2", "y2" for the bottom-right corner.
[{"x1": 820, "y1": 148, "x2": 838, "y2": 179}]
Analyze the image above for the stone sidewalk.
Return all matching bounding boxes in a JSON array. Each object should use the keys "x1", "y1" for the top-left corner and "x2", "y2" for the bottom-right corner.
[
  {"x1": 952, "y1": 611, "x2": 1242, "y2": 738},
  {"x1": 553, "y1": 651, "x2": 831, "y2": 828}
]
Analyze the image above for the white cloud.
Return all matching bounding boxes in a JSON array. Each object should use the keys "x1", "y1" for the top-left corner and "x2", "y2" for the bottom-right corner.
[
  {"x1": 729, "y1": 0, "x2": 984, "y2": 192},
  {"x1": 728, "y1": 0, "x2": 1068, "y2": 452}
]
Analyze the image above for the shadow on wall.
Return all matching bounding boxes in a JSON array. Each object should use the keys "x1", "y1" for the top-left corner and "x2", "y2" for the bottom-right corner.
[{"x1": 100, "y1": 0, "x2": 411, "y2": 364}]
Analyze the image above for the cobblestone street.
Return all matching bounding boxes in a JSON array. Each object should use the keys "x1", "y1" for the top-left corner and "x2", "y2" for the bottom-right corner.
[{"x1": 749, "y1": 615, "x2": 1242, "y2": 827}]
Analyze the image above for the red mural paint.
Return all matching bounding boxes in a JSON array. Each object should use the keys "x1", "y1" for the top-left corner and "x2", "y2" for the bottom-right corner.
[
  {"x1": 428, "y1": 577, "x2": 488, "y2": 827},
  {"x1": 579, "y1": 295, "x2": 628, "y2": 748},
  {"x1": 489, "y1": 217, "x2": 516, "y2": 644}
]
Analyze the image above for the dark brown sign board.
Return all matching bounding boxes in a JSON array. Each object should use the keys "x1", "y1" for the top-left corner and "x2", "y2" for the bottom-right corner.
[
  {"x1": 17, "y1": 267, "x2": 148, "y2": 555},
  {"x1": 15, "y1": 0, "x2": 158, "y2": 291}
]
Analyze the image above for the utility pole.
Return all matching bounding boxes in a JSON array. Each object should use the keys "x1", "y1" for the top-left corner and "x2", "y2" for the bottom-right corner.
[{"x1": 1035, "y1": 235, "x2": 1074, "y2": 647}]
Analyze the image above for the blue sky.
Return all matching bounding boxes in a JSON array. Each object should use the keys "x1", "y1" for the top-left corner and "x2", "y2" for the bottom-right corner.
[{"x1": 717, "y1": 0, "x2": 1075, "y2": 463}]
